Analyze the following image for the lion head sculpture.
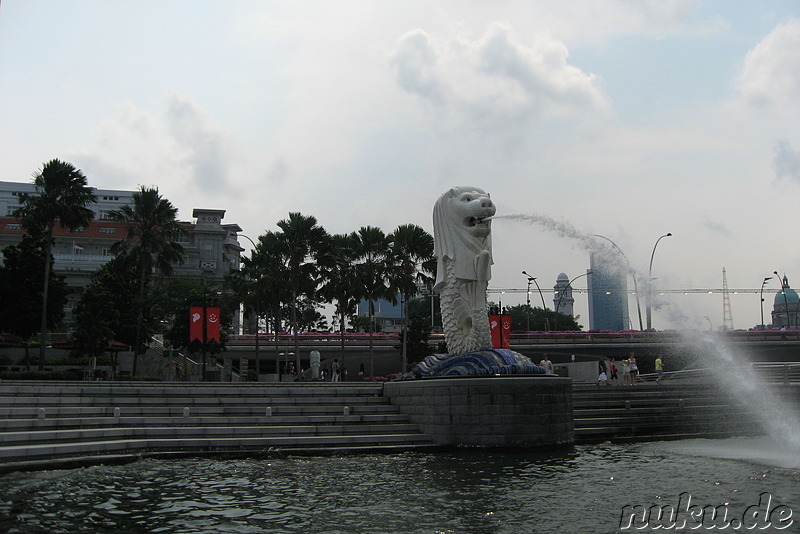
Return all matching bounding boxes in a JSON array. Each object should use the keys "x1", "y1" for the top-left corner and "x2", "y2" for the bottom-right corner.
[{"x1": 432, "y1": 186, "x2": 496, "y2": 292}]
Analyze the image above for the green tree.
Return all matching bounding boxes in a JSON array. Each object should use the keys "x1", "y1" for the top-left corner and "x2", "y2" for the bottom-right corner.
[
  {"x1": 501, "y1": 303, "x2": 583, "y2": 332},
  {"x1": 0, "y1": 234, "x2": 69, "y2": 369},
  {"x1": 275, "y1": 212, "x2": 331, "y2": 377},
  {"x1": 109, "y1": 186, "x2": 186, "y2": 376},
  {"x1": 351, "y1": 226, "x2": 393, "y2": 377},
  {"x1": 71, "y1": 255, "x2": 140, "y2": 377},
  {"x1": 399, "y1": 297, "x2": 435, "y2": 368},
  {"x1": 319, "y1": 233, "x2": 360, "y2": 365},
  {"x1": 388, "y1": 224, "x2": 435, "y2": 373},
  {"x1": 12, "y1": 159, "x2": 96, "y2": 369}
]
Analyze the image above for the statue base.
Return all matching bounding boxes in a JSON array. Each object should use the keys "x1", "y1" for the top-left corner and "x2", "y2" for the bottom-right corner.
[{"x1": 405, "y1": 348, "x2": 549, "y2": 378}]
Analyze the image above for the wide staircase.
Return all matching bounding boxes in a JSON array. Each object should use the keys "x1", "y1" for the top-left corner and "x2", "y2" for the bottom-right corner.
[
  {"x1": 0, "y1": 381, "x2": 439, "y2": 472},
  {"x1": 572, "y1": 379, "x2": 800, "y2": 444}
]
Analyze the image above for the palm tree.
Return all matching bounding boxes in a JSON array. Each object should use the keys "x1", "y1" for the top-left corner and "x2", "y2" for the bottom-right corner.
[
  {"x1": 351, "y1": 226, "x2": 393, "y2": 377},
  {"x1": 109, "y1": 186, "x2": 185, "y2": 376},
  {"x1": 13, "y1": 159, "x2": 97, "y2": 370},
  {"x1": 320, "y1": 233, "x2": 361, "y2": 367},
  {"x1": 388, "y1": 224, "x2": 435, "y2": 373},
  {"x1": 236, "y1": 230, "x2": 292, "y2": 378},
  {"x1": 275, "y1": 212, "x2": 331, "y2": 378}
]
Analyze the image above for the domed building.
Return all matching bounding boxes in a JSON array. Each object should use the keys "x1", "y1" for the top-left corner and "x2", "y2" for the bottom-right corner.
[{"x1": 771, "y1": 275, "x2": 800, "y2": 329}]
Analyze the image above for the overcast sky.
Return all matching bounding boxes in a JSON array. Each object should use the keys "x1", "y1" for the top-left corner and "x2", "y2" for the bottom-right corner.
[{"x1": 2, "y1": 1, "x2": 799, "y2": 331}]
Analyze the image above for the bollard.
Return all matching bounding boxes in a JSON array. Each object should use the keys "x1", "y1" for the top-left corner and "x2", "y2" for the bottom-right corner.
[
  {"x1": 113, "y1": 407, "x2": 121, "y2": 418},
  {"x1": 38, "y1": 408, "x2": 46, "y2": 420},
  {"x1": 266, "y1": 407, "x2": 273, "y2": 417},
  {"x1": 343, "y1": 406, "x2": 350, "y2": 416},
  {"x1": 624, "y1": 400, "x2": 631, "y2": 410},
  {"x1": 183, "y1": 407, "x2": 190, "y2": 418}
]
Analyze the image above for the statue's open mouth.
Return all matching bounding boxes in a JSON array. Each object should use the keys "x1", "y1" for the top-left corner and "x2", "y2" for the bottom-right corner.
[{"x1": 466, "y1": 216, "x2": 492, "y2": 227}]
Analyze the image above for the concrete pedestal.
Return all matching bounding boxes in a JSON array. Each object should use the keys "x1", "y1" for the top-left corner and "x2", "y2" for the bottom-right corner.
[{"x1": 384, "y1": 376, "x2": 573, "y2": 448}]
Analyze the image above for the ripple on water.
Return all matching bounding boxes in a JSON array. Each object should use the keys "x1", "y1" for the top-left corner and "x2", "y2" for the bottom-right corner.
[{"x1": 0, "y1": 441, "x2": 798, "y2": 533}]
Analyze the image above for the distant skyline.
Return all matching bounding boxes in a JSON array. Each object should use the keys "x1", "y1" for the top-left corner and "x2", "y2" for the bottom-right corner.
[{"x1": 1, "y1": 1, "x2": 799, "y2": 331}]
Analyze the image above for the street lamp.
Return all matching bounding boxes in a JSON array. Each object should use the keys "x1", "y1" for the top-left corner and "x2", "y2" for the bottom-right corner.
[
  {"x1": 239, "y1": 233, "x2": 261, "y2": 379},
  {"x1": 760, "y1": 276, "x2": 773, "y2": 329},
  {"x1": 554, "y1": 271, "x2": 592, "y2": 331},
  {"x1": 646, "y1": 233, "x2": 672, "y2": 330},
  {"x1": 522, "y1": 271, "x2": 549, "y2": 331},
  {"x1": 591, "y1": 235, "x2": 644, "y2": 331},
  {"x1": 774, "y1": 271, "x2": 792, "y2": 329}
]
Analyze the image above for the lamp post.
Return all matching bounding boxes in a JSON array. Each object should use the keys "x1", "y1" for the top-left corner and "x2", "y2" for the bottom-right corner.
[
  {"x1": 774, "y1": 271, "x2": 792, "y2": 329},
  {"x1": 239, "y1": 233, "x2": 261, "y2": 379},
  {"x1": 591, "y1": 235, "x2": 644, "y2": 331},
  {"x1": 646, "y1": 233, "x2": 672, "y2": 330},
  {"x1": 522, "y1": 271, "x2": 549, "y2": 331},
  {"x1": 760, "y1": 276, "x2": 773, "y2": 330},
  {"x1": 554, "y1": 271, "x2": 591, "y2": 331}
]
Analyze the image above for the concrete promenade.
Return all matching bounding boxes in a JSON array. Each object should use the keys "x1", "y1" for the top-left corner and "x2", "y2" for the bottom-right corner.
[{"x1": 1, "y1": 375, "x2": 798, "y2": 473}]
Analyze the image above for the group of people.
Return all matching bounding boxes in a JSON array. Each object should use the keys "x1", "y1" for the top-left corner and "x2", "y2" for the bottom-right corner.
[{"x1": 597, "y1": 352, "x2": 663, "y2": 386}]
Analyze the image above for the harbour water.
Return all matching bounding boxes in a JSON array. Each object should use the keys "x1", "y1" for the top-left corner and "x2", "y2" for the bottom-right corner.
[{"x1": 1, "y1": 436, "x2": 797, "y2": 533}]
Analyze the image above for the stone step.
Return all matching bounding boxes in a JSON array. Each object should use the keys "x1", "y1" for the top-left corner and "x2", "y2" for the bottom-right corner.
[
  {"x1": 0, "y1": 413, "x2": 410, "y2": 431},
  {"x1": 0, "y1": 433, "x2": 435, "y2": 460},
  {"x1": 0, "y1": 404, "x2": 400, "y2": 419},
  {"x1": 0, "y1": 382, "x2": 385, "y2": 397},
  {"x1": 0, "y1": 395, "x2": 390, "y2": 406},
  {"x1": 0, "y1": 423, "x2": 424, "y2": 445}
]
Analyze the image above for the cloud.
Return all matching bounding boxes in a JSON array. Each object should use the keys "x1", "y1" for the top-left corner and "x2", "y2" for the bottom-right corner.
[
  {"x1": 773, "y1": 139, "x2": 800, "y2": 183},
  {"x1": 701, "y1": 218, "x2": 731, "y2": 236},
  {"x1": 389, "y1": 22, "x2": 611, "y2": 135},
  {"x1": 164, "y1": 93, "x2": 235, "y2": 192},
  {"x1": 737, "y1": 18, "x2": 800, "y2": 108}
]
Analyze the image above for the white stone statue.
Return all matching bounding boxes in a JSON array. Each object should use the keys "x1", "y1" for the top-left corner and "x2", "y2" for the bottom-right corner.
[{"x1": 433, "y1": 186, "x2": 496, "y2": 354}]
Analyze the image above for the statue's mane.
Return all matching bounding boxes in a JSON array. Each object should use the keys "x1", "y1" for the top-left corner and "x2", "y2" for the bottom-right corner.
[{"x1": 433, "y1": 186, "x2": 492, "y2": 291}]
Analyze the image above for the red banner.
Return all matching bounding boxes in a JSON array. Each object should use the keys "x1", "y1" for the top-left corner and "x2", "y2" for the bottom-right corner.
[
  {"x1": 190, "y1": 306, "x2": 221, "y2": 343},
  {"x1": 206, "y1": 307, "x2": 221, "y2": 342},
  {"x1": 489, "y1": 315, "x2": 512, "y2": 349},
  {"x1": 190, "y1": 307, "x2": 204, "y2": 343}
]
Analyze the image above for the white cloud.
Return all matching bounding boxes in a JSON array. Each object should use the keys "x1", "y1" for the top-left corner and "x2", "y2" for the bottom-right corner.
[
  {"x1": 774, "y1": 139, "x2": 800, "y2": 183},
  {"x1": 389, "y1": 22, "x2": 611, "y2": 136},
  {"x1": 164, "y1": 93, "x2": 235, "y2": 192},
  {"x1": 738, "y1": 18, "x2": 800, "y2": 108}
]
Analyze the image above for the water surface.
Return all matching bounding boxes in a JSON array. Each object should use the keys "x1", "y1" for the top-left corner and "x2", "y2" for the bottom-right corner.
[{"x1": 0, "y1": 437, "x2": 797, "y2": 533}]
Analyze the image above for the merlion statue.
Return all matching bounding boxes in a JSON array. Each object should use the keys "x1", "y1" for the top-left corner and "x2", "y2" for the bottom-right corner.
[
  {"x1": 404, "y1": 186, "x2": 549, "y2": 378},
  {"x1": 433, "y1": 186, "x2": 496, "y2": 354}
]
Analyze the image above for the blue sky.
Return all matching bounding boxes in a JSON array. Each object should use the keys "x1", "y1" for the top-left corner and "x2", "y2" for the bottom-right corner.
[{"x1": 1, "y1": 1, "x2": 799, "y2": 330}]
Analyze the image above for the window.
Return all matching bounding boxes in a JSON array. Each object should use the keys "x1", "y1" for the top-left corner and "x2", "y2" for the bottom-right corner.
[
  {"x1": 101, "y1": 195, "x2": 120, "y2": 201},
  {"x1": 99, "y1": 227, "x2": 115, "y2": 235},
  {"x1": 5, "y1": 223, "x2": 21, "y2": 230}
]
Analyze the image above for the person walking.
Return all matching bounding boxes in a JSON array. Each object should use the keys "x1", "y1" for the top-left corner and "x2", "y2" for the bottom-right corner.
[
  {"x1": 597, "y1": 355, "x2": 608, "y2": 386},
  {"x1": 654, "y1": 355, "x2": 665, "y2": 384},
  {"x1": 621, "y1": 358, "x2": 631, "y2": 386},
  {"x1": 609, "y1": 357, "x2": 619, "y2": 386},
  {"x1": 628, "y1": 353, "x2": 638, "y2": 385},
  {"x1": 331, "y1": 359, "x2": 341, "y2": 382}
]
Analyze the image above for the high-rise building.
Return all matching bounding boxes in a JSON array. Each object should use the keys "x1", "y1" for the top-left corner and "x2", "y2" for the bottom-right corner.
[{"x1": 587, "y1": 252, "x2": 629, "y2": 331}]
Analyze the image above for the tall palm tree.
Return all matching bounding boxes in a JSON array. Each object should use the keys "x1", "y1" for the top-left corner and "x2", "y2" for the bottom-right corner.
[
  {"x1": 237, "y1": 230, "x2": 292, "y2": 377},
  {"x1": 388, "y1": 224, "x2": 435, "y2": 373},
  {"x1": 320, "y1": 233, "x2": 361, "y2": 367},
  {"x1": 13, "y1": 159, "x2": 97, "y2": 370},
  {"x1": 275, "y1": 212, "x2": 331, "y2": 378},
  {"x1": 351, "y1": 226, "x2": 393, "y2": 377},
  {"x1": 109, "y1": 186, "x2": 185, "y2": 376}
]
